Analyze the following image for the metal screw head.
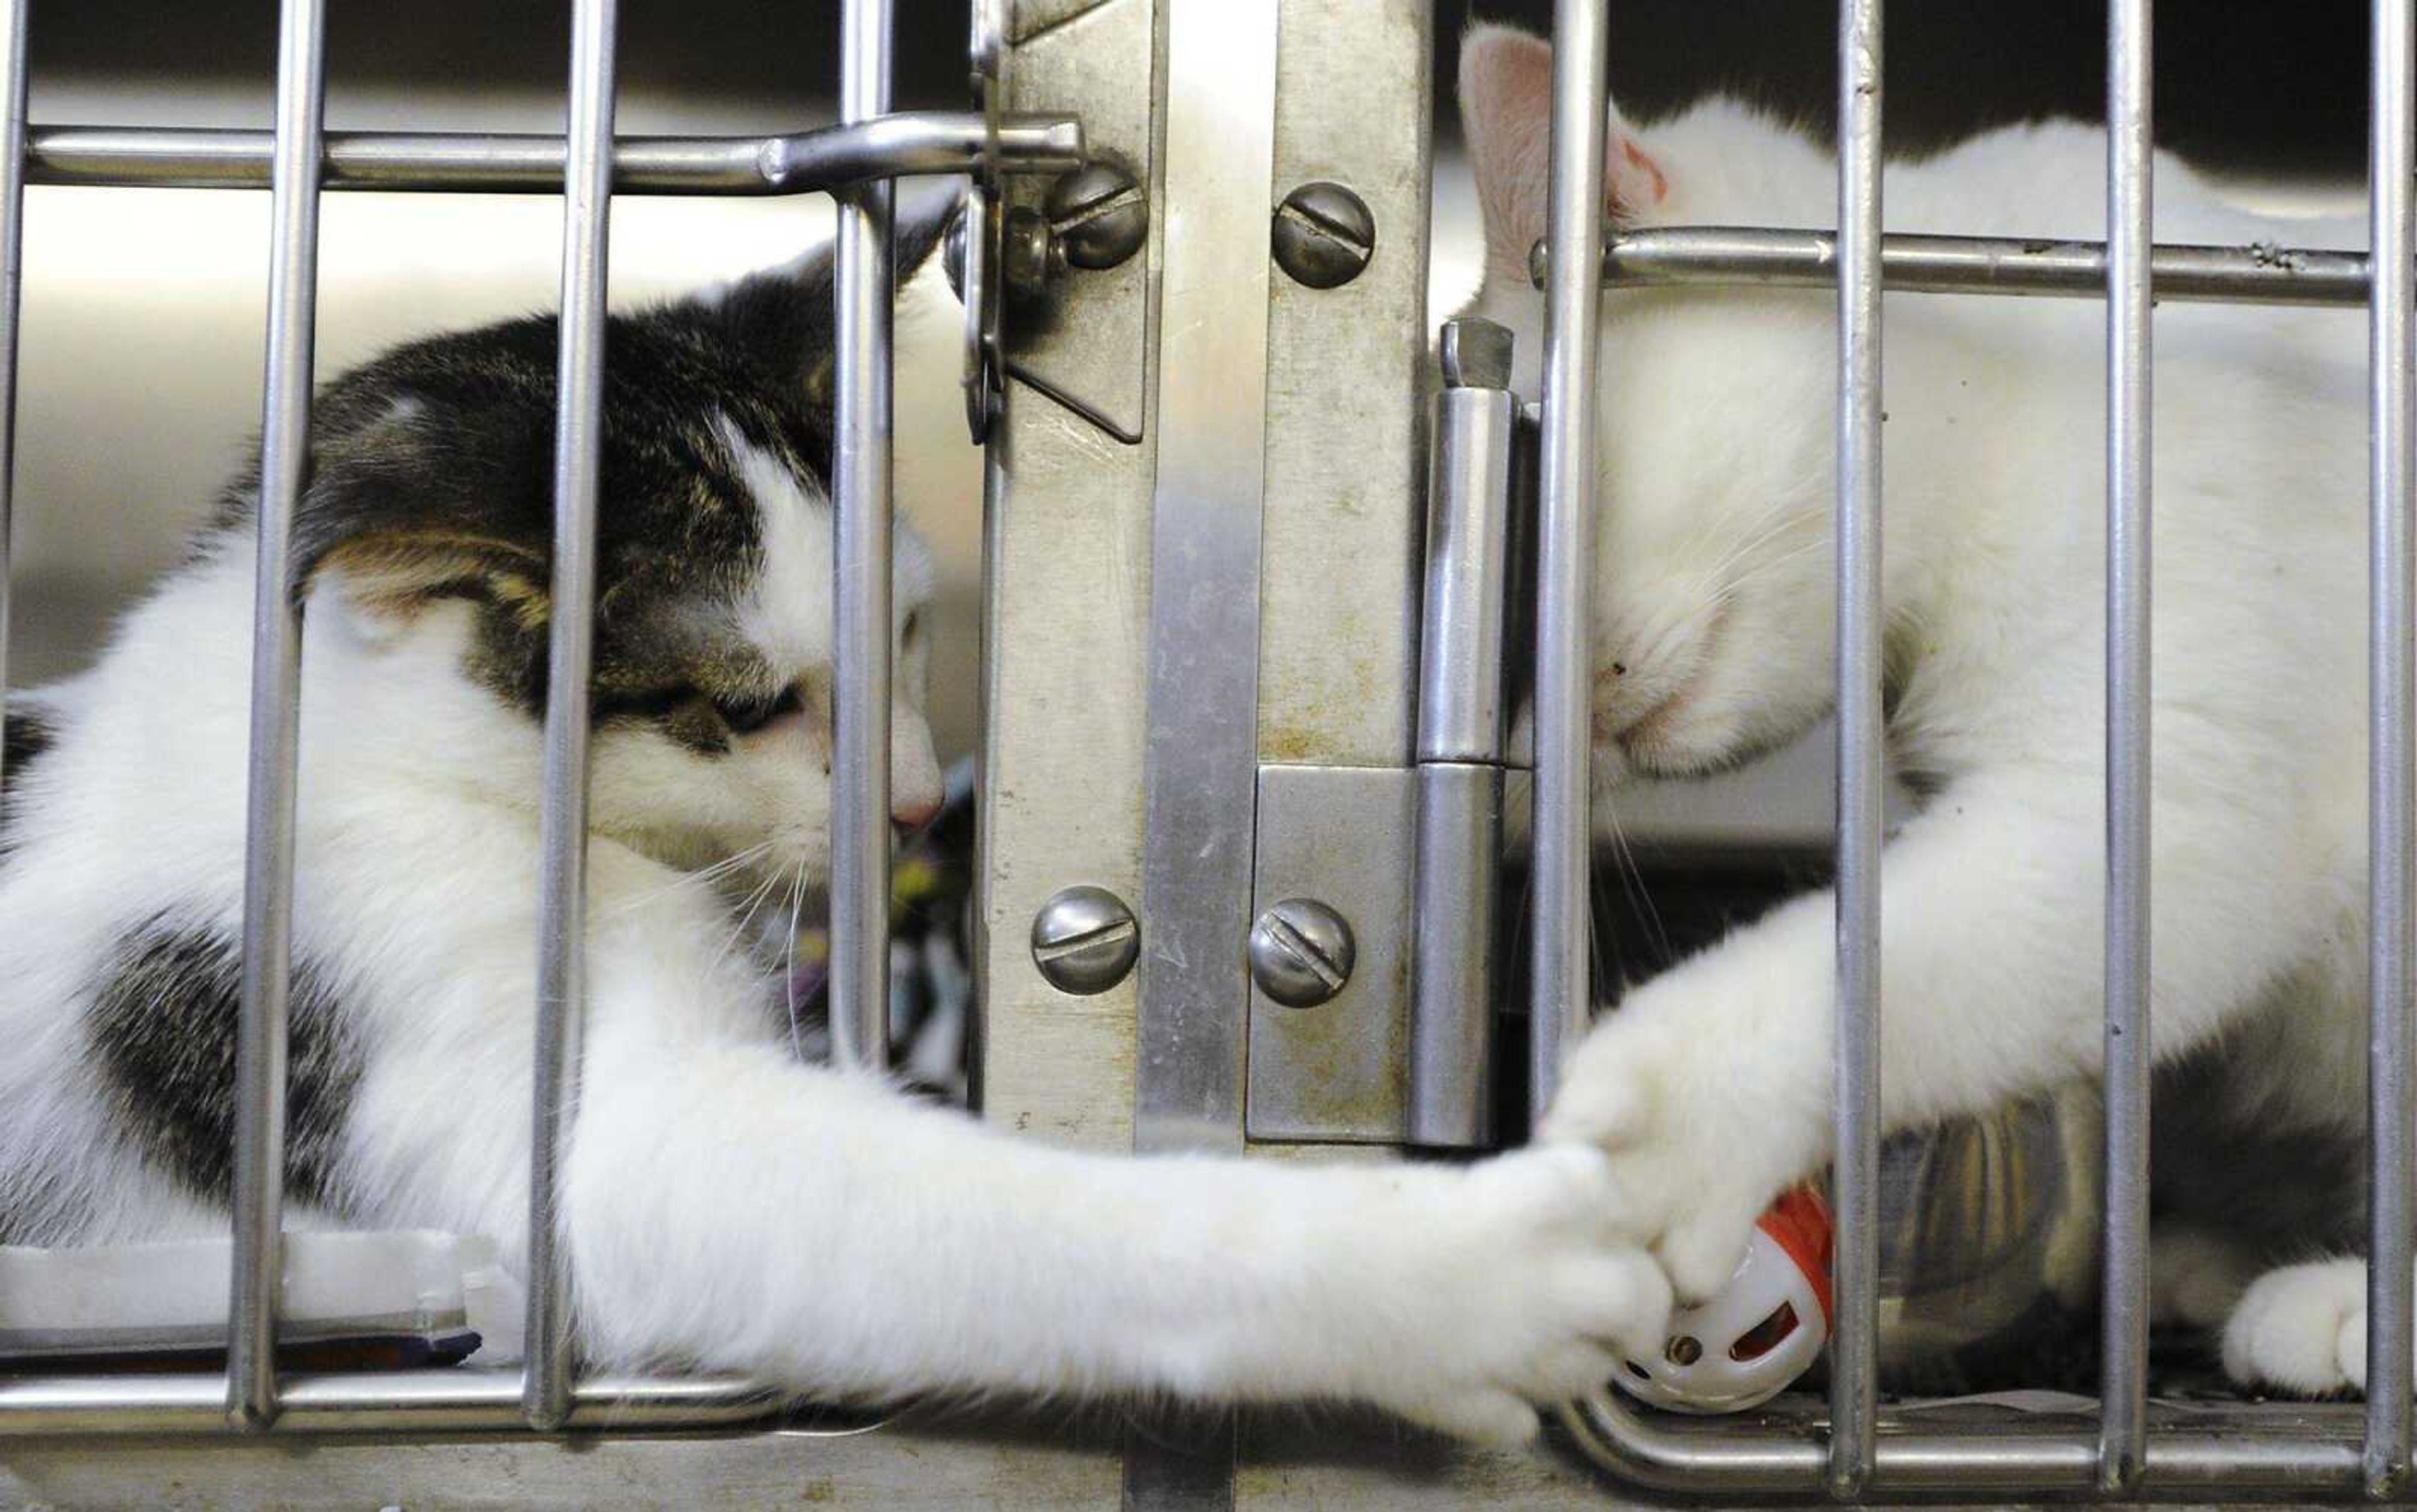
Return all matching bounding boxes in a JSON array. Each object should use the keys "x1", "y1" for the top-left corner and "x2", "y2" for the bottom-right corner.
[
  {"x1": 1044, "y1": 161, "x2": 1147, "y2": 271},
  {"x1": 1030, "y1": 886, "x2": 1140, "y2": 996},
  {"x1": 1248, "y1": 898, "x2": 1356, "y2": 1008},
  {"x1": 1271, "y1": 181, "x2": 1375, "y2": 290},
  {"x1": 1667, "y1": 1335, "x2": 1703, "y2": 1367}
]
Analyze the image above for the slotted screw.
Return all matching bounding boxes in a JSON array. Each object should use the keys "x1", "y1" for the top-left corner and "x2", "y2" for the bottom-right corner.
[
  {"x1": 1044, "y1": 161, "x2": 1147, "y2": 272},
  {"x1": 1248, "y1": 898, "x2": 1356, "y2": 1008},
  {"x1": 1271, "y1": 182, "x2": 1375, "y2": 290},
  {"x1": 1030, "y1": 886, "x2": 1140, "y2": 996}
]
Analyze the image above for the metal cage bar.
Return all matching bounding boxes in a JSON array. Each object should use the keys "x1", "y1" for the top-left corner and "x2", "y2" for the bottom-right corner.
[
  {"x1": 828, "y1": 0, "x2": 895, "y2": 1074},
  {"x1": 522, "y1": 0, "x2": 619, "y2": 1433},
  {"x1": 1829, "y1": 0, "x2": 1885, "y2": 1496},
  {"x1": 2369, "y1": 0, "x2": 2417, "y2": 1497},
  {"x1": 18, "y1": 114, "x2": 1076, "y2": 194},
  {"x1": 1528, "y1": 0, "x2": 1610, "y2": 1123},
  {"x1": 224, "y1": 0, "x2": 328, "y2": 1433},
  {"x1": 1560, "y1": 1401, "x2": 2374, "y2": 1497},
  {"x1": 0, "y1": 0, "x2": 25, "y2": 799},
  {"x1": 2098, "y1": 0, "x2": 2154, "y2": 1494},
  {"x1": 0, "y1": 1369, "x2": 777, "y2": 1436},
  {"x1": 1538, "y1": 227, "x2": 2375, "y2": 306}
]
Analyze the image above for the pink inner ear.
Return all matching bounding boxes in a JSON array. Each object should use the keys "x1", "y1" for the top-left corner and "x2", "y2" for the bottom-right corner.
[
  {"x1": 1458, "y1": 25, "x2": 1556, "y2": 278},
  {"x1": 1616, "y1": 137, "x2": 1669, "y2": 214},
  {"x1": 1460, "y1": 24, "x2": 1668, "y2": 282}
]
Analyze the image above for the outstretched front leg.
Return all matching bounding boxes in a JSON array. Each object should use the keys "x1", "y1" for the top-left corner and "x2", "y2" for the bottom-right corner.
[
  {"x1": 1545, "y1": 757, "x2": 2321, "y2": 1304},
  {"x1": 558, "y1": 1007, "x2": 1673, "y2": 1444}
]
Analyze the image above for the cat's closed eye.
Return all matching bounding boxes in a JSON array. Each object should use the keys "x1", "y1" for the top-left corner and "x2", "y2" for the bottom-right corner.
[
  {"x1": 595, "y1": 684, "x2": 701, "y2": 723},
  {"x1": 711, "y1": 684, "x2": 803, "y2": 735}
]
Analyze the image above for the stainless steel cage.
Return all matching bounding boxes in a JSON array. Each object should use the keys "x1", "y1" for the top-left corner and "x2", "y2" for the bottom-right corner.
[
  {"x1": 0, "y1": 0, "x2": 2412, "y2": 1505},
  {"x1": 1534, "y1": 0, "x2": 2416, "y2": 1501},
  {"x1": 0, "y1": 0, "x2": 1086, "y2": 1443}
]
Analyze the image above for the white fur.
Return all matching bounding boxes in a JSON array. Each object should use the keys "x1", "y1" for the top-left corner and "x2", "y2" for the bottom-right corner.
[
  {"x1": 2224, "y1": 1260, "x2": 2377, "y2": 1394},
  {"x1": 0, "y1": 354, "x2": 1670, "y2": 1444},
  {"x1": 1460, "y1": 23, "x2": 2390, "y2": 1393}
]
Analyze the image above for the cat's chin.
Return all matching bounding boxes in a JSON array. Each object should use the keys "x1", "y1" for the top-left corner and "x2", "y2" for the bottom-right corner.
[{"x1": 1610, "y1": 714, "x2": 1810, "y2": 782}]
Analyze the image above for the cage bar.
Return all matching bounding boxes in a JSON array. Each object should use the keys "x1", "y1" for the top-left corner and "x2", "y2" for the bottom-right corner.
[
  {"x1": 0, "y1": 0, "x2": 25, "y2": 798},
  {"x1": 521, "y1": 0, "x2": 619, "y2": 1433},
  {"x1": 828, "y1": 0, "x2": 896, "y2": 1074},
  {"x1": 1527, "y1": 0, "x2": 1609, "y2": 1122},
  {"x1": 18, "y1": 114, "x2": 1076, "y2": 195},
  {"x1": 2369, "y1": 0, "x2": 2417, "y2": 1497},
  {"x1": 0, "y1": 1370, "x2": 775, "y2": 1437},
  {"x1": 1538, "y1": 227, "x2": 2375, "y2": 307},
  {"x1": 2098, "y1": 0, "x2": 2154, "y2": 1494},
  {"x1": 1561, "y1": 1395, "x2": 2375, "y2": 1498},
  {"x1": 224, "y1": 0, "x2": 328, "y2": 1434},
  {"x1": 1828, "y1": 0, "x2": 1885, "y2": 1496}
]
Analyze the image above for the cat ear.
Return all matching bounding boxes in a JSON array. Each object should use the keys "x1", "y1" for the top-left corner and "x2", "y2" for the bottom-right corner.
[
  {"x1": 802, "y1": 194, "x2": 954, "y2": 405},
  {"x1": 891, "y1": 189, "x2": 957, "y2": 290},
  {"x1": 696, "y1": 191, "x2": 959, "y2": 409},
  {"x1": 1458, "y1": 23, "x2": 1667, "y2": 285},
  {"x1": 303, "y1": 509, "x2": 551, "y2": 623},
  {"x1": 288, "y1": 407, "x2": 551, "y2": 620}
]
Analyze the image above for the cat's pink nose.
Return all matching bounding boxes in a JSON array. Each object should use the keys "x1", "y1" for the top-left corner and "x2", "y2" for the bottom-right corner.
[{"x1": 891, "y1": 792, "x2": 942, "y2": 829}]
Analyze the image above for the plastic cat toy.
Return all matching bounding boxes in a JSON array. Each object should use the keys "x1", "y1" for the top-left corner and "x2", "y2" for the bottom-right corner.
[{"x1": 1613, "y1": 1187, "x2": 1834, "y2": 1414}]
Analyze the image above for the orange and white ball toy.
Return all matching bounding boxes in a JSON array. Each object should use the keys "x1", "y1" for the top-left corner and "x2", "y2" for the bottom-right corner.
[{"x1": 1613, "y1": 1187, "x2": 1835, "y2": 1414}]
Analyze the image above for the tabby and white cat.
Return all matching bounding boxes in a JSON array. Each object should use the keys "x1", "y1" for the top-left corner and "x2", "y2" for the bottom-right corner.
[
  {"x1": 1459, "y1": 24, "x2": 2390, "y2": 1394},
  {"x1": 0, "y1": 213, "x2": 1668, "y2": 1441}
]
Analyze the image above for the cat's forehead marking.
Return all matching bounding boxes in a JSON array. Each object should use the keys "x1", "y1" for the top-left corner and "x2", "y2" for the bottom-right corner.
[
  {"x1": 719, "y1": 415, "x2": 934, "y2": 675},
  {"x1": 723, "y1": 416, "x2": 831, "y2": 671}
]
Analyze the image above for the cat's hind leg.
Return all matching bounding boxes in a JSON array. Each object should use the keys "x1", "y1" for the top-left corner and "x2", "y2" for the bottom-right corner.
[{"x1": 2221, "y1": 1257, "x2": 2373, "y2": 1395}]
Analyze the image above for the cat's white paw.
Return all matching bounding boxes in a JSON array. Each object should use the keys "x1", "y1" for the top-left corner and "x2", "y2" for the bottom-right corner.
[
  {"x1": 1539, "y1": 1003, "x2": 1820, "y2": 1303},
  {"x1": 2222, "y1": 1258, "x2": 2370, "y2": 1395},
  {"x1": 1368, "y1": 1145, "x2": 1674, "y2": 1445}
]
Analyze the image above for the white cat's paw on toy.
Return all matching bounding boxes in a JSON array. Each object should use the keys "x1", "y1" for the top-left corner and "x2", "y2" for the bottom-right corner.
[
  {"x1": 1375, "y1": 1145, "x2": 1674, "y2": 1445},
  {"x1": 1539, "y1": 1008, "x2": 1817, "y2": 1304},
  {"x1": 2222, "y1": 1258, "x2": 2372, "y2": 1396}
]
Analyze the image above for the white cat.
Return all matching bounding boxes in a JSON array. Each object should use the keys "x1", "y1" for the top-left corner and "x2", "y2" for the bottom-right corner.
[
  {"x1": 0, "y1": 216, "x2": 1668, "y2": 1443},
  {"x1": 1460, "y1": 23, "x2": 2389, "y2": 1395}
]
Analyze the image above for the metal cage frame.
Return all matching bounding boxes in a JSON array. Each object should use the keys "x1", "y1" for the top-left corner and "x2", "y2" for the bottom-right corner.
[
  {"x1": 1530, "y1": 0, "x2": 2417, "y2": 1501},
  {"x1": 1, "y1": 0, "x2": 2413, "y2": 1503},
  {"x1": 0, "y1": 0, "x2": 1083, "y2": 1441}
]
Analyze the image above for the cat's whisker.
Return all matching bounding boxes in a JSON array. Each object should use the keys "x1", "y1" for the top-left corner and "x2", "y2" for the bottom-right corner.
[
  {"x1": 1599, "y1": 800, "x2": 1671, "y2": 971},
  {"x1": 700, "y1": 865, "x2": 787, "y2": 997},
  {"x1": 1678, "y1": 512, "x2": 1814, "y2": 607},
  {"x1": 603, "y1": 840, "x2": 780, "y2": 917},
  {"x1": 1712, "y1": 536, "x2": 1828, "y2": 599},
  {"x1": 785, "y1": 856, "x2": 813, "y2": 1063}
]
